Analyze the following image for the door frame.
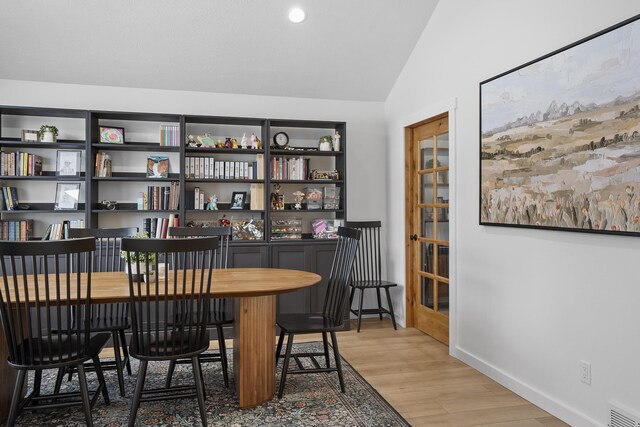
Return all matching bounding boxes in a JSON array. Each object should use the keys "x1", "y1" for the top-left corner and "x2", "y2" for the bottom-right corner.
[{"x1": 403, "y1": 97, "x2": 458, "y2": 353}]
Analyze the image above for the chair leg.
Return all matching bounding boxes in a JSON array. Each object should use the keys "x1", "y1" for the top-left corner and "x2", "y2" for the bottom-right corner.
[
  {"x1": 32, "y1": 370, "x2": 42, "y2": 400},
  {"x1": 76, "y1": 364, "x2": 94, "y2": 427},
  {"x1": 322, "y1": 332, "x2": 331, "y2": 368},
  {"x1": 357, "y1": 288, "x2": 365, "y2": 332},
  {"x1": 93, "y1": 355, "x2": 111, "y2": 405},
  {"x1": 277, "y1": 333, "x2": 294, "y2": 399},
  {"x1": 128, "y1": 360, "x2": 147, "y2": 427},
  {"x1": 330, "y1": 331, "x2": 345, "y2": 393},
  {"x1": 275, "y1": 329, "x2": 285, "y2": 365},
  {"x1": 54, "y1": 367, "x2": 65, "y2": 394},
  {"x1": 385, "y1": 287, "x2": 398, "y2": 330},
  {"x1": 6, "y1": 369, "x2": 27, "y2": 427},
  {"x1": 217, "y1": 325, "x2": 229, "y2": 388},
  {"x1": 376, "y1": 287, "x2": 383, "y2": 320},
  {"x1": 112, "y1": 330, "x2": 126, "y2": 397},
  {"x1": 119, "y1": 328, "x2": 132, "y2": 375},
  {"x1": 191, "y1": 356, "x2": 208, "y2": 427},
  {"x1": 165, "y1": 360, "x2": 177, "y2": 388}
]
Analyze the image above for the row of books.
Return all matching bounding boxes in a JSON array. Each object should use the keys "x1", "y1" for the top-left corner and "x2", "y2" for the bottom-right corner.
[
  {"x1": 1, "y1": 186, "x2": 20, "y2": 210},
  {"x1": 142, "y1": 182, "x2": 180, "y2": 211},
  {"x1": 142, "y1": 214, "x2": 179, "y2": 239},
  {"x1": 95, "y1": 152, "x2": 112, "y2": 177},
  {"x1": 1, "y1": 151, "x2": 43, "y2": 177},
  {"x1": 42, "y1": 219, "x2": 85, "y2": 241},
  {"x1": 0, "y1": 220, "x2": 33, "y2": 241},
  {"x1": 270, "y1": 157, "x2": 311, "y2": 180},
  {"x1": 186, "y1": 154, "x2": 264, "y2": 180},
  {"x1": 159, "y1": 125, "x2": 180, "y2": 147}
]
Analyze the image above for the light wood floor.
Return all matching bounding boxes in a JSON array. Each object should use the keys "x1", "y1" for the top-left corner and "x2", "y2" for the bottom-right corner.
[
  {"x1": 103, "y1": 319, "x2": 568, "y2": 426},
  {"x1": 329, "y1": 318, "x2": 569, "y2": 427}
]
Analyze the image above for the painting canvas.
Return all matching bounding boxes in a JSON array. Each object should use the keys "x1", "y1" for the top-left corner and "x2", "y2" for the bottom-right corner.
[{"x1": 480, "y1": 14, "x2": 640, "y2": 236}]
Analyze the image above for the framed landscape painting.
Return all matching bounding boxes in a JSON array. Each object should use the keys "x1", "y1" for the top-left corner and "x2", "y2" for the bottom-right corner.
[{"x1": 480, "y1": 14, "x2": 640, "y2": 236}]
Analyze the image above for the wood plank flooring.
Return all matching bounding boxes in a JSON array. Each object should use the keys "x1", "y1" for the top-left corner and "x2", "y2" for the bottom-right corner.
[
  {"x1": 102, "y1": 318, "x2": 568, "y2": 426},
  {"x1": 330, "y1": 319, "x2": 569, "y2": 427}
]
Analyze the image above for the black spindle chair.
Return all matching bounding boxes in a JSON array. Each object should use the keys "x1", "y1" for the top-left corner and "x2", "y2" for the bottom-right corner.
[
  {"x1": 345, "y1": 221, "x2": 398, "y2": 332},
  {"x1": 0, "y1": 238, "x2": 110, "y2": 427},
  {"x1": 165, "y1": 226, "x2": 233, "y2": 389},
  {"x1": 56, "y1": 227, "x2": 137, "y2": 397},
  {"x1": 275, "y1": 226, "x2": 360, "y2": 398},
  {"x1": 122, "y1": 236, "x2": 219, "y2": 427}
]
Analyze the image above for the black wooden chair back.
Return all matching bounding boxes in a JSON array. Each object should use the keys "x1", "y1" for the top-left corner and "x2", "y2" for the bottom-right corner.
[
  {"x1": 322, "y1": 226, "x2": 361, "y2": 325},
  {"x1": 168, "y1": 226, "x2": 231, "y2": 269},
  {"x1": 0, "y1": 238, "x2": 96, "y2": 367},
  {"x1": 69, "y1": 227, "x2": 137, "y2": 322},
  {"x1": 121, "y1": 236, "x2": 219, "y2": 359},
  {"x1": 345, "y1": 220, "x2": 383, "y2": 283}
]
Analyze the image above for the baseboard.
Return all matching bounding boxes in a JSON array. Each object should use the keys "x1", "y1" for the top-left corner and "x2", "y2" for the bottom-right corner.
[{"x1": 453, "y1": 346, "x2": 602, "y2": 427}]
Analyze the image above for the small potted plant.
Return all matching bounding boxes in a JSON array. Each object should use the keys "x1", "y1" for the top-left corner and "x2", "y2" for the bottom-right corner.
[
  {"x1": 120, "y1": 232, "x2": 156, "y2": 277},
  {"x1": 39, "y1": 125, "x2": 59, "y2": 142}
]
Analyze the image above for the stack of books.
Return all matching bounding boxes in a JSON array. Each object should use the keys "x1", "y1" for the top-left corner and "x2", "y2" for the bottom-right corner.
[
  {"x1": 159, "y1": 125, "x2": 180, "y2": 147},
  {"x1": 42, "y1": 219, "x2": 85, "y2": 240},
  {"x1": 0, "y1": 219, "x2": 33, "y2": 241},
  {"x1": 0, "y1": 152, "x2": 43, "y2": 176},
  {"x1": 270, "y1": 156, "x2": 310, "y2": 180},
  {"x1": 143, "y1": 214, "x2": 179, "y2": 238},
  {"x1": 142, "y1": 182, "x2": 179, "y2": 210},
  {"x1": 95, "y1": 152, "x2": 112, "y2": 177},
  {"x1": 1, "y1": 186, "x2": 20, "y2": 210}
]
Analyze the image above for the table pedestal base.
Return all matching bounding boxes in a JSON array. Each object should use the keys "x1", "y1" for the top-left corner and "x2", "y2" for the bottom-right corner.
[{"x1": 234, "y1": 295, "x2": 276, "y2": 408}]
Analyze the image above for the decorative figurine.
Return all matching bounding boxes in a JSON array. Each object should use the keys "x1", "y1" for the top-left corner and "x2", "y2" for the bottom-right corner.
[
  {"x1": 187, "y1": 134, "x2": 199, "y2": 147},
  {"x1": 216, "y1": 139, "x2": 225, "y2": 148},
  {"x1": 292, "y1": 191, "x2": 305, "y2": 210},
  {"x1": 218, "y1": 215, "x2": 230, "y2": 227},
  {"x1": 206, "y1": 194, "x2": 218, "y2": 210},
  {"x1": 224, "y1": 137, "x2": 232, "y2": 148},
  {"x1": 231, "y1": 138, "x2": 239, "y2": 149},
  {"x1": 271, "y1": 184, "x2": 285, "y2": 210},
  {"x1": 197, "y1": 132, "x2": 215, "y2": 147},
  {"x1": 240, "y1": 133, "x2": 248, "y2": 149},
  {"x1": 334, "y1": 131, "x2": 341, "y2": 151},
  {"x1": 251, "y1": 133, "x2": 261, "y2": 149}
]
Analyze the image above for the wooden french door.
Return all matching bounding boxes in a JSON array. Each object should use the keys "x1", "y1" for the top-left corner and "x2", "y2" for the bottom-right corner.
[{"x1": 405, "y1": 113, "x2": 450, "y2": 345}]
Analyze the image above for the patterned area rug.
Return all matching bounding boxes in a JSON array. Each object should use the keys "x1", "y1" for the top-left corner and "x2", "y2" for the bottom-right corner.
[{"x1": 15, "y1": 342, "x2": 408, "y2": 426}]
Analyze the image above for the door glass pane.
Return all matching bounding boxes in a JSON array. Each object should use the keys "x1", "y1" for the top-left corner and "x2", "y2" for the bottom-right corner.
[
  {"x1": 421, "y1": 208, "x2": 435, "y2": 239},
  {"x1": 421, "y1": 276, "x2": 434, "y2": 309},
  {"x1": 436, "y1": 244, "x2": 449, "y2": 279},
  {"x1": 420, "y1": 138, "x2": 434, "y2": 169},
  {"x1": 420, "y1": 175, "x2": 435, "y2": 204},
  {"x1": 421, "y1": 242, "x2": 434, "y2": 274},
  {"x1": 436, "y1": 133, "x2": 449, "y2": 167},
  {"x1": 437, "y1": 281, "x2": 449, "y2": 314}
]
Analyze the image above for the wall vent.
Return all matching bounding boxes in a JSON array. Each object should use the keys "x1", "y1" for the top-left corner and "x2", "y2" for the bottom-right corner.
[{"x1": 609, "y1": 402, "x2": 640, "y2": 427}]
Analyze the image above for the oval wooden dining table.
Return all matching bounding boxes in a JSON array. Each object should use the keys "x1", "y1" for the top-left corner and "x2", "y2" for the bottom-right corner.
[{"x1": 0, "y1": 267, "x2": 321, "y2": 419}]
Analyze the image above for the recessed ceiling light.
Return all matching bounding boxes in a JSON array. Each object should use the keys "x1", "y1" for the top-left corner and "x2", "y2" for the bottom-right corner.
[{"x1": 288, "y1": 7, "x2": 306, "y2": 23}]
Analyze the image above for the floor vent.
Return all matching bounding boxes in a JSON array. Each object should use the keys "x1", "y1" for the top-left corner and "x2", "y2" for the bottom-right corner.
[{"x1": 609, "y1": 402, "x2": 640, "y2": 427}]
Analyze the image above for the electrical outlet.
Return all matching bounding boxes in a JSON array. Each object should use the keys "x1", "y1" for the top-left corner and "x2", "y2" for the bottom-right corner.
[{"x1": 580, "y1": 360, "x2": 591, "y2": 385}]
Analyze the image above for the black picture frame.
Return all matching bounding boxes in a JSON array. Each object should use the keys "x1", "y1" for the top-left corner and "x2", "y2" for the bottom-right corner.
[
  {"x1": 230, "y1": 191, "x2": 246, "y2": 209},
  {"x1": 99, "y1": 126, "x2": 125, "y2": 144},
  {"x1": 480, "y1": 13, "x2": 640, "y2": 237},
  {"x1": 56, "y1": 150, "x2": 81, "y2": 177},
  {"x1": 54, "y1": 183, "x2": 80, "y2": 210}
]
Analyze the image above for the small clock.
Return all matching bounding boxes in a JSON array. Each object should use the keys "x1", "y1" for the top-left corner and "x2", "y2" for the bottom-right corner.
[{"x1": 273, "y1": 131, "x2": 289, "y2": 148}]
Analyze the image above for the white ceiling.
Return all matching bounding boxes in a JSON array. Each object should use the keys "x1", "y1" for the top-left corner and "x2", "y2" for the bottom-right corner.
[{"x1": 0, "y1": 0, "x2": 438, "y2": 102}]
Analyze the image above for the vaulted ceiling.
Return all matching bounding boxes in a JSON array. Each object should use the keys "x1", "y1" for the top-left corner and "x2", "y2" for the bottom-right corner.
[{"x1": 0, "y1": 0, "x2": 438, "y2": 102}]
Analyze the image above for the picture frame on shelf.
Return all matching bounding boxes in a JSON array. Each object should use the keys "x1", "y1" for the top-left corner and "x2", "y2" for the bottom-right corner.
[
  {"x1": 21, "y1": 129, "x2": 39, "y2": 142},
  {"x1": 54, "y1": 183, "x2": 80, "y2": 210},
  {"x1": 147, "y1": 156, "x2": 169, "y2": 178},
  {"x1": 99, "y1": 126, "x2": 125, "y2": 144},
  {"x1": 230, "y1": 191, "x2": 246, "y2": 209},
  {"x1": 56, "y1": 150, "x2": 81, "y2": 177}
]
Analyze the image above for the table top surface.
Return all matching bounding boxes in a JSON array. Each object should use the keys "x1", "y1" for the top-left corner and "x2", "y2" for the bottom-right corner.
[{"x1": 7, "y1": 268, "x2": 322, "y2": 303}]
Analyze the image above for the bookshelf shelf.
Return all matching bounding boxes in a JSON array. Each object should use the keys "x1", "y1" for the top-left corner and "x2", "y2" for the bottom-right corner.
[
  {"x1": 185, "y1": 147, "x2": 265, "y2": 155},
  {"x1": 0, "y1": 139, "x2": 86, "y2": 149},
  {"x1": 269, "y1": 149, "x2": 343, "y2": 157},
  {"x1": 92, "y1": 173, "x2": 180, "y2": 182},
  {"x1": 92, "y1": 143, "x2": 180, "y2": 152}
]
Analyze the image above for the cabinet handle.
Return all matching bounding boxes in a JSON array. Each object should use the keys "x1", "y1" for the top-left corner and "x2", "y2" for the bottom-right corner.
[{"x1": 409, "y1": 234, "x2": 418, "y2": 241}]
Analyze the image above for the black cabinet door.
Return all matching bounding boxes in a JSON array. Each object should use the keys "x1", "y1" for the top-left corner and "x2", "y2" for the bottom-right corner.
[
  {"x1": 228, "y1": 244, "x2": 269, "y2": 268},
  {"x1": 308, "y1": 243, "x2": 337, "y2": 313},
  {"x1": 271, "y1": 245, "x2": 311, "y2": 314}
]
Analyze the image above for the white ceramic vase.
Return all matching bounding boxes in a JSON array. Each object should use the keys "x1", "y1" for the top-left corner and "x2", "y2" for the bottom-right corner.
[{"x1": 41, "y1": 131, "x2": 55, "y2": 143}]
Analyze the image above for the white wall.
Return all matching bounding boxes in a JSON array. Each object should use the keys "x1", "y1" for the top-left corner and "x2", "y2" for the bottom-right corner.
[
  {"x1": 0, "y1": 78, "x2": 387, "y2": 225},
  {"x1": 385, "y1": 1, "x2": 640, "y2": 425}
]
